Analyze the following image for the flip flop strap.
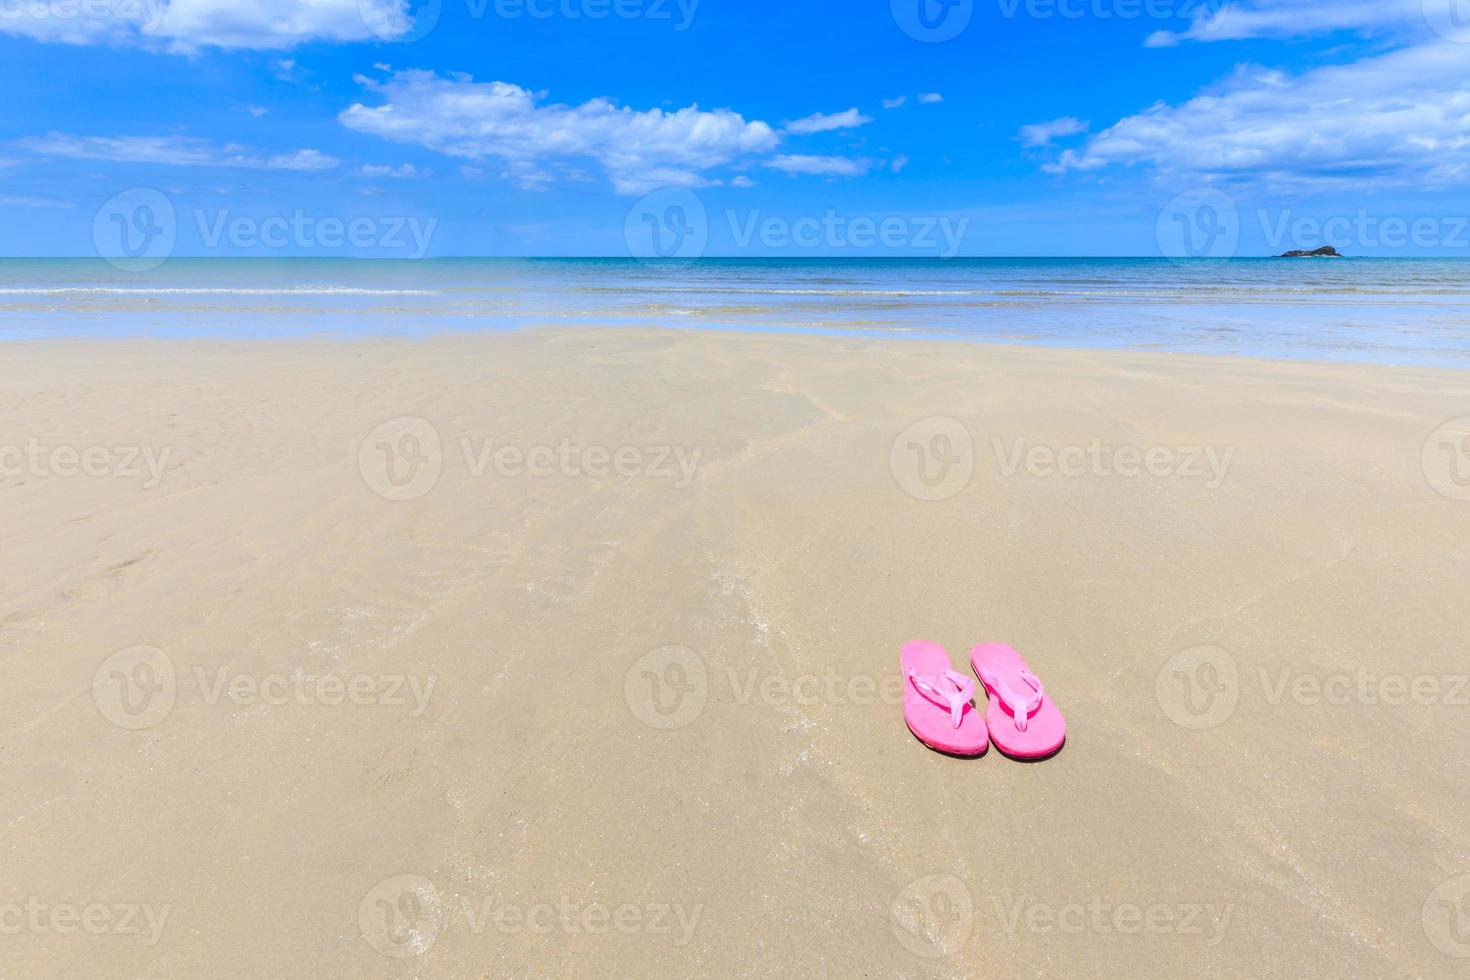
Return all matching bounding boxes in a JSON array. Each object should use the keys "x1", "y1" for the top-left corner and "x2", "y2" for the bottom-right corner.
[
  {"x1": 980, "y1": 667, "x2": 1044, "y2": 733},
  {"x1": 907, "y1": 669, "x2": 974, "y2": 729}
]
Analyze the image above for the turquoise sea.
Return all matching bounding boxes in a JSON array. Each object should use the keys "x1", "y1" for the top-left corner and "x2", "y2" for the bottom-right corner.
[{"x1": 3, "y1": 257, "x2": 1470, "y2": 367}]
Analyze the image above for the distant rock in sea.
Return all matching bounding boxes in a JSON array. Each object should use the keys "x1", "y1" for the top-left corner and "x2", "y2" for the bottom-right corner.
[{"x1": 1279, "y1": 246, "x2": 1342, "y2": 258}]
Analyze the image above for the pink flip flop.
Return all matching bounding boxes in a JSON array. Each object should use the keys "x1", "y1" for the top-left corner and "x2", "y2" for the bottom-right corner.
[
  {"x1": 901, "y1": 641, "x2": 989, "y2": 756},
  {"x1": 970, "y1": 643, "x2": 1066, "y2": 759}
]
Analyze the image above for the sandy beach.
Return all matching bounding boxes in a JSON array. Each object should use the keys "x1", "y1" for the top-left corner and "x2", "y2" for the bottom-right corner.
[{"x1": 2, "y1": 327, "x2": 1468, "y2": 977}]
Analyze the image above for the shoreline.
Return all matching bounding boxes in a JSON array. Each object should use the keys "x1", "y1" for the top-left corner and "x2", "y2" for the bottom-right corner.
[
  {"x1": 6, "y1": 256, "x2": 1470, "y2": 369},
  {"x1": 6, "y1": 323, "x2": 1470, "y2": 377}
]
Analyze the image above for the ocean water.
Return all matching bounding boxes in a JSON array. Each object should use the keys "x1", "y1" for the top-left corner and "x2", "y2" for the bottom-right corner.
[{"x1": 3, "y1": 257, "x2": 1470, "y2": 367}]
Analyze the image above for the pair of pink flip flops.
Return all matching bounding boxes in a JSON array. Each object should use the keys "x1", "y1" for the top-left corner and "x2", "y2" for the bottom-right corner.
[{"x1": 901, "y1": 641, "x2": 1066, "y2": 759}]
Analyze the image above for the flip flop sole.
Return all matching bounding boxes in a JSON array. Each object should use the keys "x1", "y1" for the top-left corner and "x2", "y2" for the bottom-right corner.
[
  {"x1": 902, "y1": 641, "x2": 989, "y2": 756},
  {"x1": 970, "y1": 643, "x2": 1067, "y2": 759}
]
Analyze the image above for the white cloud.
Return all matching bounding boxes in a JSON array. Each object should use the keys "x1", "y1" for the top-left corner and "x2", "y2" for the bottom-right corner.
[
  {"x1": 918, "y1": 93, "x2": 943, "y2": 104},
  {"x1": 246, "y1": 105, "x2": 269, "y2": 117},
  {"x1": 882, "y1": 96, "x2": 908, "y2": 110},
  {"x1": 272, "y1": 58, "x2": 306, "y2": 83},
  {"x1": 783, "y1": 108, "x2": 872, "y2": 135},
  {"x1": 765, "y1": 154, "x2": 870, "y2": 177},
  {"x1": 266, "y1": 148, "x2": 338, "y2": 171},
  {"x1": 1044, "y1": 41, "x2": 1470, "y2": 187},
  {"x1": 360, "y1": 163, "x2": 423, "y2": 178},
  {"x1": 157, "y1": 0, "x2": 404, "y2": 49},
  {"x1": 0, "y1": 196, "x2": 74, "y2": 209},
  {"x1": 0, "y1": 4, "x2": 152, "y2": 45},
  {"x1": 339, "y1": 70, "x2": 779, "y2": 194},
  {"x1": 1018, "y1": 116, "x2": 1089, "y2": 148},
  {"x1": 891, "y1": 155, "x2": 909, "y2": 173},
  {"x1": 18, "y1": 134, "x2": 339, "y2": 171},
  {"x1": 1145, "y1": 0, "x2": 1425, "y2": 47},
  {"x1": 0, "y1": 0, "x2": 424, "y2": 50},
  {"x1": 731, "y1": 175, "x2": 755, "y2": 188}
]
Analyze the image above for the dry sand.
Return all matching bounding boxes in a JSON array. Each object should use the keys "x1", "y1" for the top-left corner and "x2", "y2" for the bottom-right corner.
[{"x1": 2, "y1": 327, "x2": 1469, "y2": 977}]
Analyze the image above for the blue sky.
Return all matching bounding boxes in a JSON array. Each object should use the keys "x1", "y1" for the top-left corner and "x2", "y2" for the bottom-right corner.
[{"x1": 2, "y1": 0, "x2": 1469, "y2": 257}]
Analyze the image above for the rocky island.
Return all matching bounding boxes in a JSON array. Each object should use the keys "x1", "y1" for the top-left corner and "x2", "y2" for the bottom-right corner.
[{"x1": 1279, "y1": 246, "x2": 1343, "y2": 257}]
